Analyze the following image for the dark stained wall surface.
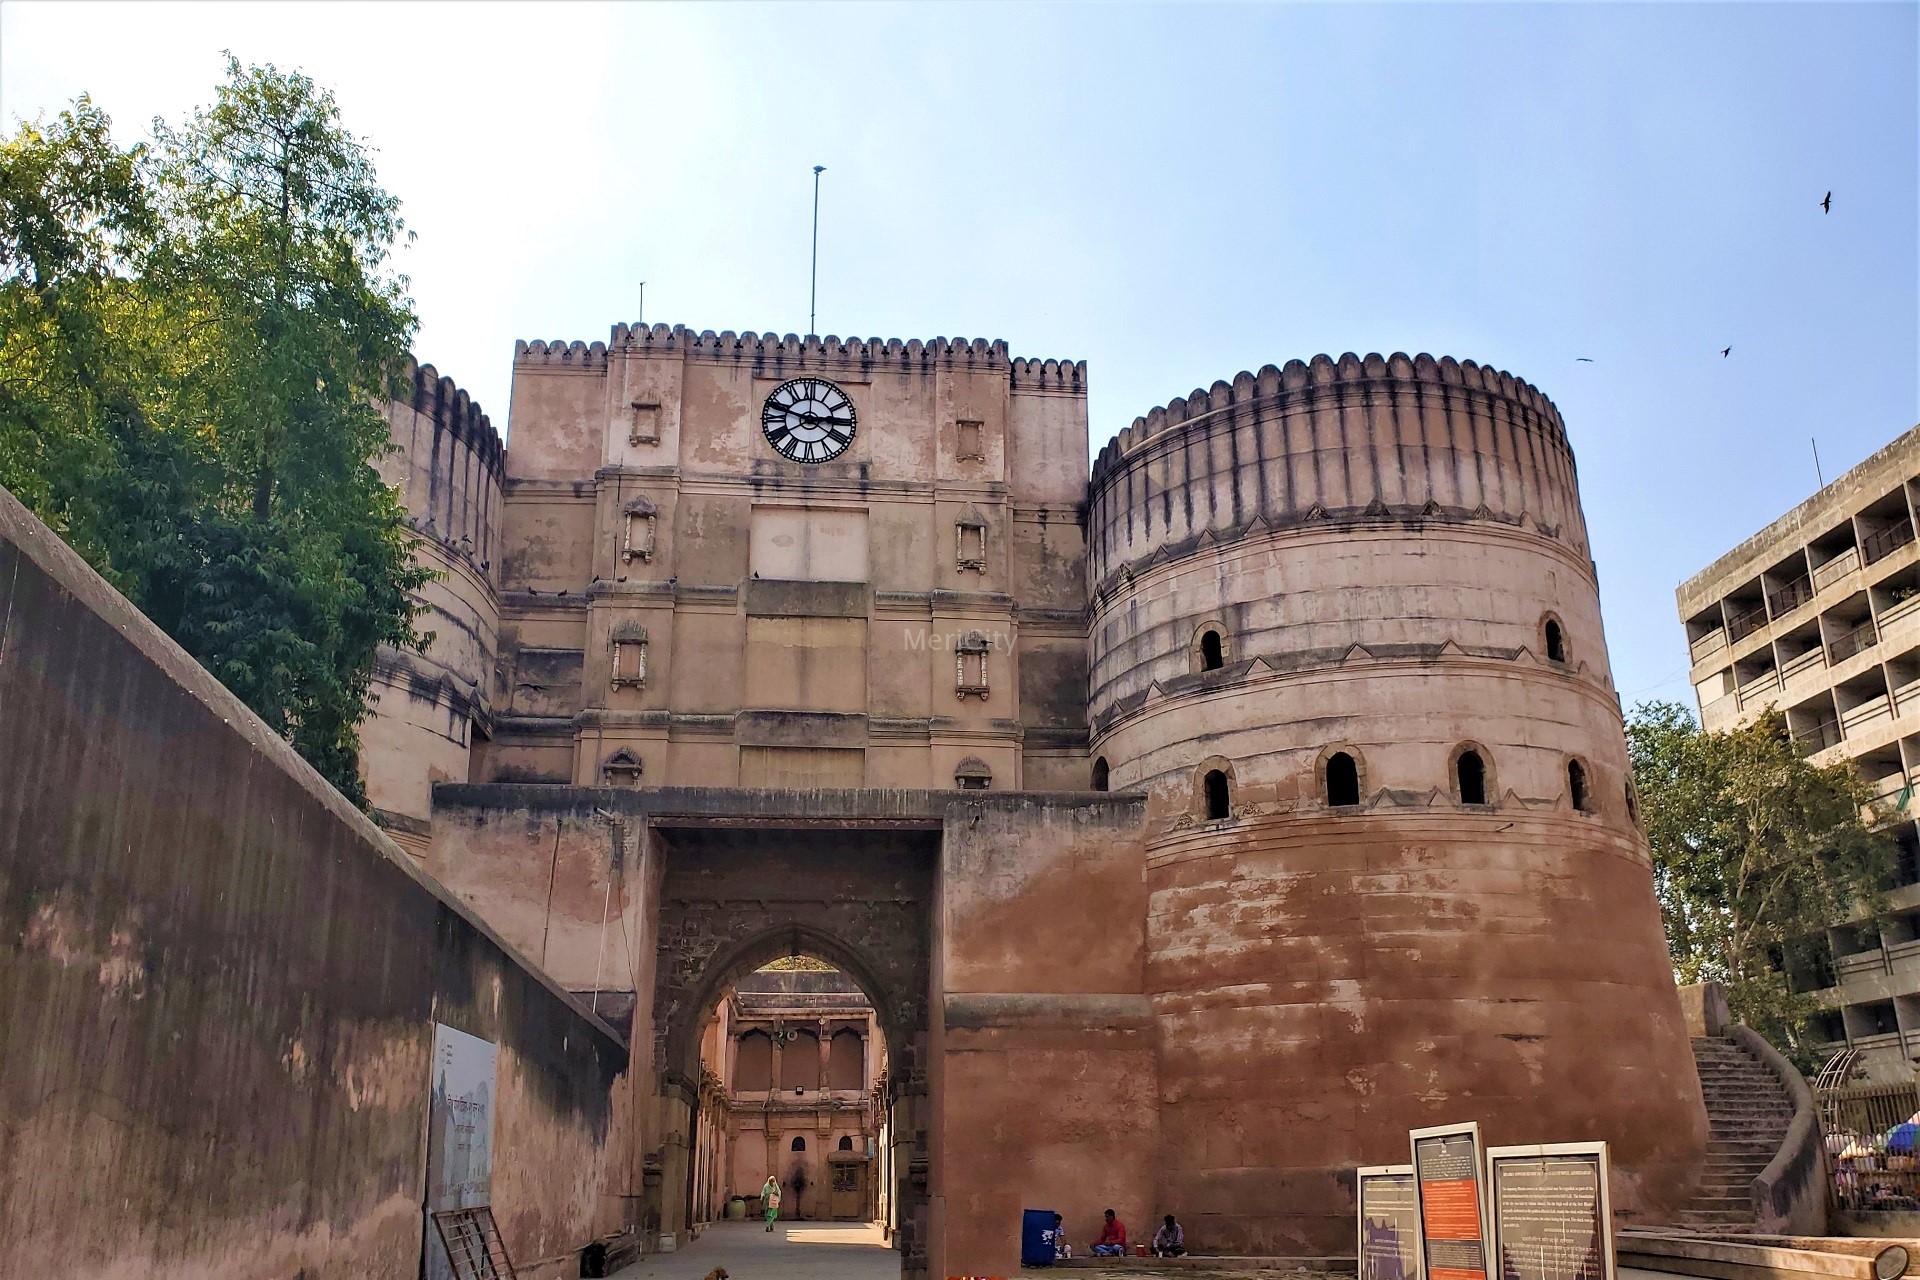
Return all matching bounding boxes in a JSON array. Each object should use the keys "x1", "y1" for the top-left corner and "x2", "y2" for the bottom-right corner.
[{"x1": 0, "y1": 485, "x2": 634, "y2": 1279}]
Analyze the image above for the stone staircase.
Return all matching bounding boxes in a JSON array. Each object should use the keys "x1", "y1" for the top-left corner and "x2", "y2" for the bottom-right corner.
[{"x1": 1674, "y1": 1035, "x2": 1797, "y2": 1230}]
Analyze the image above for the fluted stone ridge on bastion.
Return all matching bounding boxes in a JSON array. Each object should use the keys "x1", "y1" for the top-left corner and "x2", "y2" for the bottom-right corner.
[
  {"x1": 512, "y1": 323, "x2": 1086, "y2": 393},
  {"x1": 1087, "y1": 351, "x2": 1588, "y2": 593}
]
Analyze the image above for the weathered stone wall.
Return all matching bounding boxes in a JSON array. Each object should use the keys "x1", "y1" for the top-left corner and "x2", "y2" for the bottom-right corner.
[
  {"x1": 365, "y1": 359, "x2": 506, "y2": 845},
  {"x1": 1086, "y1": 353, "x2": 1709, "y2": 1253},
  {"x1": 488, "y1": 327, "x2": 1089, "y2": 792},
  {"x1": 936, "y1": 793, "x2": 1156, "y2": 1278},
  {"x1": 423, "y1": 784, "x2": 1161, "y2": 1278},
  {"x1": 0, "y1": 484, "x2": 632, "y2": 1279}
]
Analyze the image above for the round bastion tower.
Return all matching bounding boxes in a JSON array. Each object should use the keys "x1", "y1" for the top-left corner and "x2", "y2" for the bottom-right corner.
[{"x1": 1088, "y1": 353, "x2": 1708, "y2": 1253}]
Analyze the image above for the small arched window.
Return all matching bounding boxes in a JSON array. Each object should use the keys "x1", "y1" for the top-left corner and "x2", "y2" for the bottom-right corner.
[
  {"x1": 1626, "y1": 781, "x2": 1641, "y2": 827},
  {"x1": 1204, "y1": 769, "x2": 1231, "y2": 820},
  {"x1": 1568, "y1": 759, "x2": 1591, "y2": 812},
  {"x1": 1327, "y1": 752, "x2": 1360, "y2": 807},
  {"x1": 1457, "y1": 750, "x2": 1488, "y2": 806},
  {"x1": 1200, "y1": 630, "x2": 1224, "y2": 671},
  {"x1": 838, "y1": 1136, "x2": 855, "y2": 1151},
  {"x1": 792, "y1": 1136, "x2": 807, "y2": 1152},
  {"x1": 1543, "y1": 616, "x2": 1566, "y2": 664},
  {"x1": 1092, "y1": 757, "x2": 1110, "y2": 792}
]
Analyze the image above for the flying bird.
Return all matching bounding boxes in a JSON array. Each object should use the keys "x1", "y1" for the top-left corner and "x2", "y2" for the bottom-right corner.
[
  {"x1": 1575, "y1": 357, "x2": 1594, "y2": 363},
  {"x1": 1722, "y1": 347, "x2": 1732, "y2": 358},
  {"x1": 1822, "y1": 191, "x2": 1833, "y2": 213}
]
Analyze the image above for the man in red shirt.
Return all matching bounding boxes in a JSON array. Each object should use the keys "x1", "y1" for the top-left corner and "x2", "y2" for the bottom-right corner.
[{"x1": 1092, "y1": 1208, "x2": 1128, "y2": 1257}]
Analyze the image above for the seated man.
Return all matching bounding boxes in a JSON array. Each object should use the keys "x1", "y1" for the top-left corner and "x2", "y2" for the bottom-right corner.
[
  {"x1": 1152, "y1": 1214, "x2": 1186, "y2": 1258},
  {"x1": 1045, "y1": 1213, "x2": 1072, "y2": 1261},
  {"x1": 1091, "y1": 1208, "x2": 1128, "y2": 1257}
]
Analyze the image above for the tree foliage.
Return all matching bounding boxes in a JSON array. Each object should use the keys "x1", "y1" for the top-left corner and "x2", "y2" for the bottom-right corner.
[
  {"x1": 1627, "y1": 699, "x2": 1896, "y2": 1057},
  {"x1": 0, "y1": 58, "x2": 427, "y2": 804}
]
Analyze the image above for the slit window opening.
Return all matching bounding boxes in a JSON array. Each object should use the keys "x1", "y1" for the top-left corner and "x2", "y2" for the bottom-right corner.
[
  {"x1": 1569, "y1": 759, "x2": 1590, "y2": 812},
  {"x1": 1327, "y1": 752, "x2": 1360, "y2": 806},
  {"x1": 1458, "y1": 750, "x2": 1487, "y2": 805},
  {"x1": 1204, "y1": 769, "x2": 1230, "y2": 819}
]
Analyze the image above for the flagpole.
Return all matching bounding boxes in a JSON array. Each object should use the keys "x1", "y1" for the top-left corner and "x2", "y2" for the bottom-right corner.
[{"x1": 809, "y1": 165, "x2": 825, "y2": 338}]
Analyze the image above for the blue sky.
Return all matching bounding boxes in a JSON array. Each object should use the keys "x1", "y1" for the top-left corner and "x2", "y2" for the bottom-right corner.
[{"x1": 4, "y1": 1, "x2": 1915, "y2": 708}]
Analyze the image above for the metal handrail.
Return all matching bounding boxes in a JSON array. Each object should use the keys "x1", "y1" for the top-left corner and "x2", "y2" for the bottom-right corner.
[
  {"x1": 1729, "y1": 601, "x2": 1770, "y2": 641},
  {"x1": 1863, "y1": 520, "x2": 1915, "y2": 566},
  {"x1": 1769, "y1": 575, "x2": 1816, "y2": 618},
  {"x1": 1830, "y1": 618, "x2": 1878, "y2": 664},
  {"x1": 1794, "y1": 721, "x2": 1843, "y2": 755}
]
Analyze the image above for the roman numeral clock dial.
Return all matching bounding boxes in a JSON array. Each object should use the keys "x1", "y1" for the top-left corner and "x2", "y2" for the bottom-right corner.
[{"x1": 761, "y1": 377, "x2": 857, "y2": 463}]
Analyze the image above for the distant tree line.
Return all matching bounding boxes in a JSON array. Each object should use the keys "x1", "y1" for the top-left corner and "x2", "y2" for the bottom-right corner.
[
  {"x1": 1628, "y1": 700, "x2": 1896, "y2": 1066},
  {"x1": 0, "y1": 57, "x2": 428, "y2": 805}
]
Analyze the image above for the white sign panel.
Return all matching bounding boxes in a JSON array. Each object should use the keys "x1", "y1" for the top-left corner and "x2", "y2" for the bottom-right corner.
[{"x1": 424, "y1": 1023, "x2": 498, "y2": 1280}]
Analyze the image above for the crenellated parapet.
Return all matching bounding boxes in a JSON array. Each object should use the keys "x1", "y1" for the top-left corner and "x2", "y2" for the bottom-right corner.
[
  {"x1": 1091, "y1": 351, "x2": 1567, "y2": 486},
  {"x1": 1087, "y1": 351, "x2": 1585, "y2": 594},
  {"x1": 400, "y1": 357, "x2": 505, "y2": 481},
  {"x1": 512, "y1": 323, "x2": 1083, "y2": 385}
]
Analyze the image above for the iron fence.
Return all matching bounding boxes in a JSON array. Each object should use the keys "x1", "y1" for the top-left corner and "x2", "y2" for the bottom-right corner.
[{"x1": 1820, "y1": 1079, "x2": 1920, "y2": 1212}]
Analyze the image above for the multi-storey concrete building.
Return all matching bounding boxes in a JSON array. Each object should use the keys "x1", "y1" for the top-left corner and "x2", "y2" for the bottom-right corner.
[{"x1": 1679, "y1": 425, "x2": 1920, "y2": 1081}]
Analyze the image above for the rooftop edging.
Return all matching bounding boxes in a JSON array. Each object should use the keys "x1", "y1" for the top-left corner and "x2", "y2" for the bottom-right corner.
[
  {"x1": 399, "y1": 355, "x2": 504, "y2": 476},
  {"x1": 511, "y1": 323, "x2": 1085, "y2": 391},
  {"x1": 1089, "y1": 351, "x2": 1569, "y2": 488}
]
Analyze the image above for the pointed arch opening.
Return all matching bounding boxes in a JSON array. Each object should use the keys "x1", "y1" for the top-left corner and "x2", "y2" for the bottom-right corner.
[
  {"x1": 1326, "y1": 751, "x2": 1361, "y2": 807},
  {"x1": 1568, "y1": 758, "x2": 1592, "y2": 812},
  {"x1": 1452, "y1": 744, "x2": 1493, "y2": 806}
]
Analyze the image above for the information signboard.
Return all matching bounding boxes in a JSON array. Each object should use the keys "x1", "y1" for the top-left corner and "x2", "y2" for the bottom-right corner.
[
  {"x1": 424, "y1": 1024, "x2": 498, "y2": 1280},
  {"x1": 1412, "y1": 1123, "x2": 1492, "y2": 1280},
  {"x1": 1359, "y1": 1164, "x2": 1425, "y2": 1280},
  {"x1": 1486, "y1": 1144, "x2": 1614, "y2": 1280}
]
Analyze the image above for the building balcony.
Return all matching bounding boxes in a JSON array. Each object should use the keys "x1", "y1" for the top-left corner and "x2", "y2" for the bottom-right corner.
[
  {"x1": 1864, "y1": 521, "x2": 1917, "y2": 567},
  {"x1": 1843, "y1": 695, "x2": 1894, "y2": 734},
  {"x1": 1795, "y1": 720, "x2": 1844, "y2": 756},
  {"x1": 1728, "y1": 602, "x2": 1770, "y2": 643},
  {"x1": 1868, "y1": 773, "x2": 1915, "y2": 807},
  {"x1": 1769, "y1": 575, "x2": 1817, "y2": 620},
  {"x1": 1815, "y1": 547, "x2": 1864, "y2": 594},
  {"x1": 1780, "y1": 647, "x2": 1827, "y2": 690},
  {"x1": 1837, "y1": 948, "x2": 1889, "y2": 982},
  {"x1": 1882, "y1": 592, "x2": 1920, "y2": 636},
  {"x1": 1739, "y1": 670, "x2": 1782, "y2": 708},
  {"x1": 1830, "y1": 619, "x2": 1880, "y2": 665},
  {"x1": 1691, "y1": 628, "x2": 1730, "y2": 664}
]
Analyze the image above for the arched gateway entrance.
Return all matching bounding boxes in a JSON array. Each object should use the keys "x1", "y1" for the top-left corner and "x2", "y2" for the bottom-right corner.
[{"x1": 649, "y1": 822, "x2": 936, "y2": 1276}]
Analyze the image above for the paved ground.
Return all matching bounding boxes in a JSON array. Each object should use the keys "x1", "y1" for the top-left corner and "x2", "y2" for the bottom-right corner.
[{"x1": 613, "y1": 1220, "x2": 899, "y2": 1279}]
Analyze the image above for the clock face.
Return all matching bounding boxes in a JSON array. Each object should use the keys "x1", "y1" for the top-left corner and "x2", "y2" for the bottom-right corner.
[{"x1": 761, "y1": 378, "x2": 857, "y2": 463}]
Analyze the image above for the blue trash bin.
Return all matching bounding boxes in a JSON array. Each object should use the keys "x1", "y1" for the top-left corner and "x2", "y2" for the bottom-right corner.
[{"x1": 1022, "y1": 1207, "x2": 1059, "y2": 1267}]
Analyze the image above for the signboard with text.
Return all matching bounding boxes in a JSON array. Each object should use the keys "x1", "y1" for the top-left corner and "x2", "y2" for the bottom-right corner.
[
  {"x1": 1359, "y1": 1164, "x2": 1425, "y2": 1280},
  {"x1": 1486, "y1": 1144, "x2": 1614, "y2": 1280},
  {"x1": 1412, "y1": 1123, "x2": 1492, "y2": 1280},
  {"x1": 424, "y1": 1023, "x2": 498, "y2": 1280}
]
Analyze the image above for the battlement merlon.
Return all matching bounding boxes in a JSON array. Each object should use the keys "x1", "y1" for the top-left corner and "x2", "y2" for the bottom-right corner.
[{"x1": 509, "y1": 323, "x2": 1087, "y2": 395}]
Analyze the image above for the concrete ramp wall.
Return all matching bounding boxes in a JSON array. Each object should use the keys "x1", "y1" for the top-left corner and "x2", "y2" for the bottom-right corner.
[{"x1": 0, "y1": 484, "x2": 636, "y2": 1279}]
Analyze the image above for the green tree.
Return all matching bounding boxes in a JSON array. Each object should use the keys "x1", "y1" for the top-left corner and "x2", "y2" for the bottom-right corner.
[
  {"x1": 0, "y1": 59, "x2": 427, "y2": 805},
  {"x1": 1627, "y1": 699, "x2": 1896, "y2": 1058}
]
